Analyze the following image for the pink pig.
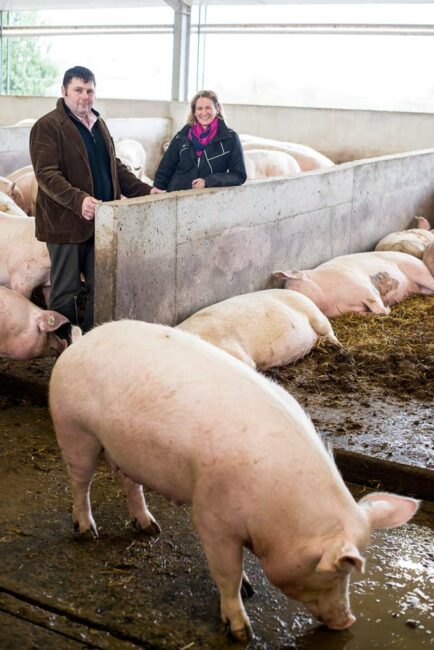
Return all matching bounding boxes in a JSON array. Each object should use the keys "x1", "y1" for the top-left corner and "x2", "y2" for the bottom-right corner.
[
  {"x1": 0, "y1": 214, "x2": 51, "y2": 299},
  {"x1": 375, "y1": 216, "x2": 434, "y2": 258},
  {"x1": 177, "y1": 288, "x2": 340, "y2": 370},
  {"x1": 423, "y1": 241, "x2": 434, "y2": 275},
  {"x1": 50, "y1": 320, "x2": 418, "y2": 641},
  {"x1": 0, "y1": 286, "x2": 75, "y2": 359},
  {"x1": 274, "y1": 251, "x2": 434, "y2": 317}
]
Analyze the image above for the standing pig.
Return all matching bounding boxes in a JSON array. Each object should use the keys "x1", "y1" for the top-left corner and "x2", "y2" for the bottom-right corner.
[
  {"x1": 0, "y1": 286, "x2": 74, "y2": 359},
  {"x1": 50, "y1": 320, "x2": 418, "y2": 641},
  {"x1": 0, "y1": 214, "x2": 51, "y2": 298},
  {"x1": 274, "y1": 251, "x2": 434, "y2": 317},
  {"x1": 375, "y1": 216, "x2": 434, "y2": 258},
  {"x1": 177, "y1": 289, "x2": 340, "y2": 370}
]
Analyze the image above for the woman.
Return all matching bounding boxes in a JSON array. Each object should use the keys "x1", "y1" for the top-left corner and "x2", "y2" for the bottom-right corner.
[{"x1": 150, "y1": 90, "x2": 246, "y2": 193}]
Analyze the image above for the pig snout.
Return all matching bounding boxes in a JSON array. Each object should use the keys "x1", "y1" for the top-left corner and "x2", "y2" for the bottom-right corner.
[
  {"x1": 47, "y1": 333, "x2": 68, "y2": 356},
  {"x1": 305, "y1": 600, "x2": 356, "y2": 630}
]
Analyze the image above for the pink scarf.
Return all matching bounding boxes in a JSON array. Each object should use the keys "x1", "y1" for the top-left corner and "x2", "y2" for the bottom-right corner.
[{"x1": 188, "y1": 117, "x2": 219, "y2": 157}]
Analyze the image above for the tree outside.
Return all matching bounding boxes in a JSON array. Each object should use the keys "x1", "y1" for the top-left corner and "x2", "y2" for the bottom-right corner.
[{"x1": 1, "y1": 11, "x2": 58, "y2": 96}]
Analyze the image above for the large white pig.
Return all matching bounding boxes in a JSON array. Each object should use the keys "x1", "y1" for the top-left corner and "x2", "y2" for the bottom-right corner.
[
  {"x1": 244, "y1": 149, "x2": 301, "y2": 180},
  {"x1": 0, "y1": 214, "x2": 51, "y2": 298},
  {"x1": 0, "y1": 286, "x2": 72, "y2": 359},
  {"x1": 116, "y1": 138, "x2": 147, "y2": 178},
  {"x1": 274, "y1": 251, "x2": 434, "y2": 317},
  {"x1": 375, "y1": 216, "x2": 434, "y2": 258},
  {"x1": 0, "y1": 191, "x2": 27, "y2": 217},
  {"x1": 0, "y1": 176, "x2": 25, "y2": 212},
  {"x1": 423, "y1": 241, "x2": 434, "y2": 275},
  {"x1": 7, "y1": 165, "x2": 34, "y2": 182},
  {"x1": 7, "y1": 167, "x2": 38, "y2": 216},
  {"x1": 50, "y1": 320, "x2": 418, "y2": 641},
  {"x1": 240, "y1": 135, "x2": 334, "y2": 171},
  {"x1": 177, "y1": 289, "x2": 340, "y2": 370}
]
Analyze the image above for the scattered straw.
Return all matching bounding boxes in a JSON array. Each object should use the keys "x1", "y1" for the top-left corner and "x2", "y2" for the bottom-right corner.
[{"x1": 268, "y1": 294, "x2": 434, "y2": 401}]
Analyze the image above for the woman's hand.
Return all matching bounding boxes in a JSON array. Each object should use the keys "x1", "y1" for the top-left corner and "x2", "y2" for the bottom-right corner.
[
  {"x1": 150, "y1": 186, "x2": 166, "y2": 194},
  {"x1": 192, "y1": 178, "x2": 206, "y2": 189}
]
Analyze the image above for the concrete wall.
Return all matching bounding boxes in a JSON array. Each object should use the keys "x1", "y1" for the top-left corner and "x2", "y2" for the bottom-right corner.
[
  {"x1": 0, "y1": 116, "x2": 172, "y2": 178},
  {"x1": 0, "y1": 96, "x2": 169, "y2": 126},
  {"x1": 168, "y1": 101, "x2": 434, "y2": 164},
  {"x1": 95, "y1": 149, "x2": 434, "y2": 326},
  {"x1": 2, "y1": 95, "x2": 434, "y2": 169}
]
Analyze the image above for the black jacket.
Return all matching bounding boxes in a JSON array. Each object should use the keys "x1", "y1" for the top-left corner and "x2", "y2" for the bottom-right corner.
[{"x1": 153, "y1": 120, "x2": 247, "y2": 192}]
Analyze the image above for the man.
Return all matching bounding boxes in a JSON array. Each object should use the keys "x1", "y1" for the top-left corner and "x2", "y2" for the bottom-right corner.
[{"x1": 30, "y1": 65, "x2": 151, "y2": 338}]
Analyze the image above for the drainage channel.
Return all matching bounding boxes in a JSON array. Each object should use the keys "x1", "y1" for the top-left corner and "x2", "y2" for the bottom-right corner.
[{"x1": 0, "y1": 586, "x2": 157, "y2": 649}]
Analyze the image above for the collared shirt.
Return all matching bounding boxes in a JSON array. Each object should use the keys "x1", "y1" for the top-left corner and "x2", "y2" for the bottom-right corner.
[{"x1": 69, "y1": 109, "x2": 98, "y2": 132}]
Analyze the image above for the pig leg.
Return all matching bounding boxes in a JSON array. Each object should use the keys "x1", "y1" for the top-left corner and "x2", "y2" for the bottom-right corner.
[
  {"x1": 394, "y1": 260, "x2": 434, "y2": 292},
  {"x1": 118, "y1": 473, "x2": 161, "y2": 535},
  {"x1": 362, "y1": 291, "x2": 390, "y2": 314},
  {"x1": 104, "y1": 452, "x2": 161, "y2": 535},
  {"x1": 220, "y1": 338, "x2": 256, "y2": 369},
  {"x1": 241, "y1": 571, "x2": 255, "y2": 598},
  {"x1": 306, "y1": 311, "x2": 341, "y2": 348},
  {"x1": 193, "y1": 510, "x2": 253, "y2": 641},
  {"x1": 57, "y1": 427, "x2": 102, "y2": 538},
  {"x1": 42, "y1": 285, "x2": 50, "y2": 305}
]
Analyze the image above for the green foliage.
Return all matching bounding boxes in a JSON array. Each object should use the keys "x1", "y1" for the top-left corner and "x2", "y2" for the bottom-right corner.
[{"x1": 1, "y1": 11, "x2": 58, "y2": 96}]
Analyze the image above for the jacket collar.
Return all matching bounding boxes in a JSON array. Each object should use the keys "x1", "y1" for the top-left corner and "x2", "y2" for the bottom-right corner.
[
  {"x1": 55, "y1": 98, "x2": 96, "y2": 166},
  {"x1": 56, "y1": 97, "x2": 100, "y2": 123}
]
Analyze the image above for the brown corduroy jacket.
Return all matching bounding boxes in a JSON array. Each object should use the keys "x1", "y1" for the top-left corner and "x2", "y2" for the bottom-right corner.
[{"x1": 30, "y1": 98, "x2": 151, "y2": 243}]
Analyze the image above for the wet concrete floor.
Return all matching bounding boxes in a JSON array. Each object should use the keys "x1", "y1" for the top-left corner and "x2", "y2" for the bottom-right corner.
[
  {"x1": 0, "y1": 398, "x2": 432, "y2": 650},
  {"x1": 0, "y1": 294, "x2": 433, "y2": 648}
]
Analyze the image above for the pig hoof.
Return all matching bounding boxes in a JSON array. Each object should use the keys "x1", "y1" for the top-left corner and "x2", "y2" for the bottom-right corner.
[
  {"x1": 132, "y1": 518, "x2": 161, "y2": 536},
  {"x1": 230, "y1": 623, "x2": 254, "y2": 643},
  {"x1": 73, "y1": 520, "x2": 98, "y2": 539},
  {"x1": 241, "y1": 577, "x2": 255, "y2": 600}
]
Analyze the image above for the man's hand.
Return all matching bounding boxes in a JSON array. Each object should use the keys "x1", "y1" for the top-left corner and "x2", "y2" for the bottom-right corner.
[
  {"x1": 192, "y1": 178, "x2": 206, "y2": 189},
  {"x1": 82, "y1": 196, "x2": 101, "y2": 220},
  {"x1": 150, "y1": 187, "x2": 166, "y2": 195}
]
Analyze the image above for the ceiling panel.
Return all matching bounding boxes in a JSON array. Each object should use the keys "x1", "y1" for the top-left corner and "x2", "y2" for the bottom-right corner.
[{"x1": 0, "y1": 0, "x2": 428, "y2": 11}]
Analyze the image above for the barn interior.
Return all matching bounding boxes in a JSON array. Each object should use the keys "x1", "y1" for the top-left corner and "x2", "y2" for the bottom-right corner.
[{"x1": 0, "y1": 1, "x2": 433, "y2": 649}]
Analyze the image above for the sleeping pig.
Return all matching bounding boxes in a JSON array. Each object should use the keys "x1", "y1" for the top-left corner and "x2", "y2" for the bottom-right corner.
[
  {"x1": 274, "y1": 251, "x2": 434, "y2": 317},
  {"x1": 177, "y1": 288, "x2": 340, "y2": 370}
]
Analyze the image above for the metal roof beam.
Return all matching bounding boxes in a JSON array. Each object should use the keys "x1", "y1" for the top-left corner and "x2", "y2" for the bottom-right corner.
[{"x1": 166, "y1": 0, "x2": 191, "y2": 101}]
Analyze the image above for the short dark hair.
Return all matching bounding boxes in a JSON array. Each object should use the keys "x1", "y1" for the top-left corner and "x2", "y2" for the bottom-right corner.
[{"x1": 62, "y1": 66, "x2": 96, "y2": 88}]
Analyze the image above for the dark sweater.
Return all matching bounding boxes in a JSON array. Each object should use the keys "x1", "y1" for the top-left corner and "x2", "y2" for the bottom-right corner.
[{"x1": 69, "y1": 116, "x2": 114, "y2": 202}]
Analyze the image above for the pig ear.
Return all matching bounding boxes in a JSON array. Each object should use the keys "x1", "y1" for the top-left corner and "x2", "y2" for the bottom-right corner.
[
  {"x1": 316, "y1": 541, "x2": 365, "y2": 574},
  {"x1": 358, "y1": 493, "x2": 420, "y2": 530},
  {"x1": 415, "y1": 216, "x2": 431, "y2": 230},
  {"x1": 273, "y1": 270, "x2": 304, "y2": 281},
  {"x1": 37, "y1": 311, "x2": 69, "y2": 332}
]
